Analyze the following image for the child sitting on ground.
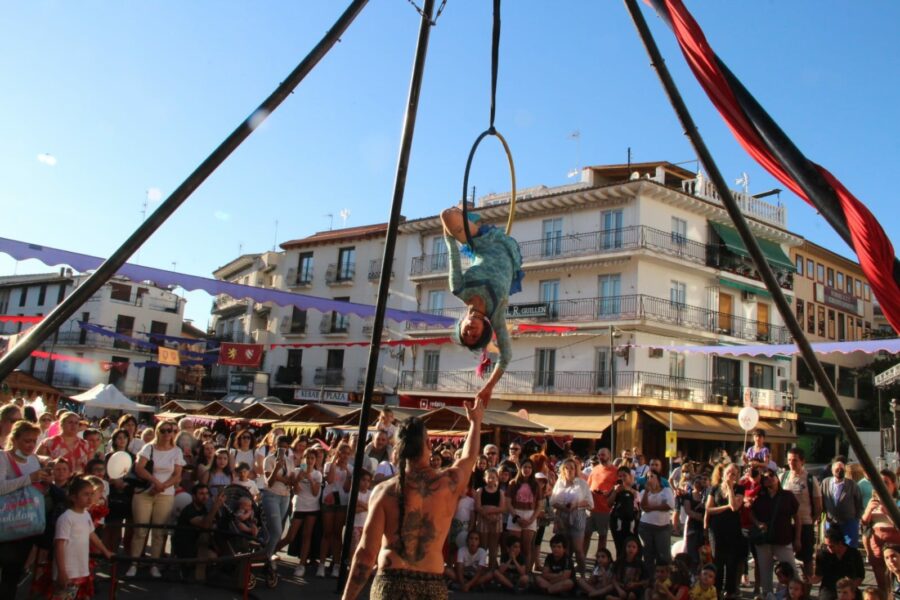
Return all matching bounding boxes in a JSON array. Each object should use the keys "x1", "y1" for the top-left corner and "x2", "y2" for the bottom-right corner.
[
  {"x1": 772, "y1": 561, "x2": 795, "y2": 600},
  {"x1": 446, "y1": 530, "x2": 491, "y2": 592},
  {"x1": 494, "y1": 536, "x2": 530, "y2": 593},
  {"x1": 535, "y1": 534, "x2": 575, "y2": 596},
  {"x1": 689, "y1": 564, "x2": 717, "y2": 600},
  {"x1": 614, "y1": 536, "x2": 649, "y2": 600},
  {"x1": 577, "y1": 547, "x2": 615, "y2": 598},
  {"x1": 788, "y1": 579, "x2": 810, "y2": 600}
]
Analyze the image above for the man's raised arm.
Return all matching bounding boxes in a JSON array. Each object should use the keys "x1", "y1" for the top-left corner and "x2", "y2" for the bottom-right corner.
[{"x1": 451, "y1": 397, "x2": 485, "y2": 478}]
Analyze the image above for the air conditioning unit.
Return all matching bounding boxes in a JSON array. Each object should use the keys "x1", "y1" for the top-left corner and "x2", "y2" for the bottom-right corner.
[
  {"x1": 742, "y1": 290, "x2": 757, "y2": 302},
  {"x1": 648, "y1": 348, "x2": 663, "y2": 358}
]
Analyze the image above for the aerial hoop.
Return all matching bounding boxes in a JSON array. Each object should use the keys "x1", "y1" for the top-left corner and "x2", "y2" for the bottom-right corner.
[
  {"x1": 460, "y1": 127, "x2": 517, "y2": 248},
  {"x1": 459, "y1": 0, "x2": 516, "y2": 248}
]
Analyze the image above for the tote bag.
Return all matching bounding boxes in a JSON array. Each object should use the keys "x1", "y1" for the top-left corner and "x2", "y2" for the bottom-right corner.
[{"x1": 0, "y1": 452, "x2": 46, "y2": 542}]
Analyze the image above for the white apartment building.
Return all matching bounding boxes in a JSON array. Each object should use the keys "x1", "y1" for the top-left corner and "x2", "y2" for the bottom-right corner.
[{"x1": 0, "y1": 269, "x2": 186, "y2": 398}]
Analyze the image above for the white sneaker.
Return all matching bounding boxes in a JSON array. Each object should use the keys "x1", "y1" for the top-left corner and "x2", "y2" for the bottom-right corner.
[
  {"x1": 150, "y1": 566, "x2": 162, "y2": 579},
  {"x1": 293, "y1": 565, "x2": 305, "y2": 578},
  {"x1": 316, "y1": 565, "x2": 326, "y2": 578},
  {"x1": 331, "y1": 564, "x2": 340, "y2": 578},
  {"x1": 125, "y1": 565, "x2": 137, "y2": 578}
]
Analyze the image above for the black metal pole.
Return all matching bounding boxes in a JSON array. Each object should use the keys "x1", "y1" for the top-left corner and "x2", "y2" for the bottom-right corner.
[
  {"x1": 0, "y1": 0, "x2": 370, "y2": 381},
  {"x1": 337, "y1": 0, "x2": 435, "y2": 590},
  {"x1": 623, "y1": 0, "x2": 900, "y2": 529}
]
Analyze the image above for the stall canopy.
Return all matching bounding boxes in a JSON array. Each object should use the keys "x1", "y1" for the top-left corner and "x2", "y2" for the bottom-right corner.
[
  {"x1": 284, "y1": 402, "x2": 356, "y2": 424},
  {"x1": 159, "y1": 400, "x2": 209, "y2": 414},
  {"x1": 239, "y1": 402, "x2": 301, "y2": 420},
  {"x1": 515, "y1": 406, "x2": 612, "y2": 439},
  {"x1": 643, "y1": 410, "x2": 794, "y2": 444},
  {"x1": 70, "y1": 384, "x2": 155, "y2": 413},
  {"x1": 420, "y1": 407, "x2": 544, "y2": 433}
]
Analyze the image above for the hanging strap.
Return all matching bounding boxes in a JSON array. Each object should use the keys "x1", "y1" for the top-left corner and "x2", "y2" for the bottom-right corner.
[{"x1": 461, "y1": 0, "x2": 516, "y2": 249}]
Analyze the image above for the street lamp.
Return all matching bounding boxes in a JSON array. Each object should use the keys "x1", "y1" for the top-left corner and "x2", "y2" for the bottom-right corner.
[{"x1": 609, "y1": 326, "x2": 622, "y2": 455}]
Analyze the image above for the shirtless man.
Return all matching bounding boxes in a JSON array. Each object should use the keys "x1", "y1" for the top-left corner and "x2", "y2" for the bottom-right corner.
[{"x1": 341, "y1": 397, "x2": 484, "y2": 600}]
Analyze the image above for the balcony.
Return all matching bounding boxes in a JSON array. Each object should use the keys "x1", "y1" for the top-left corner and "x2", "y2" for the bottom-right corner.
[
  {"x1": 285, "y1": 267, "x2": 313, "y2": 288},
  {"x1": 275, "y1": 365, "x2": 302, "y2": 385},
  {"x1": 681, "y1": 176, "x2": 787, "y2": 227},
  {"x1": 356, "y1": 367, "x2": 384, "y2": 389},
  {"x1": 215, "y1": 332, "x2": 248, "y2": 343},
  {"x1": 368, "y1": 259, "x2": 395, "y2": 282},
  {"x1": 279, "y1": 315, "x2": 307, "y2": 336},
  {"x1": 326, "y1": 263, "x2": 355, "y2": 286},
  {"x1": 55, "y1": 331, "x2": 155, "y2": 354},
  {"x1": 31, "y1": 370, "x2": 92, "y2": 390},
  {"x1": 212, "y1": 294, "x2": 249, "y2": 316},
  {"x1": 314, "y1": 367, "x2": 344, "y2": 387},
  {"x1": 407, "y1": 294, "x2": 790, "y2": 343},
  {"x1": 706, "y1": 245, "x2": 794, "y2": 291},
  {"x1": 319, "y1": 313, "x2": 349, "y2": 335}
]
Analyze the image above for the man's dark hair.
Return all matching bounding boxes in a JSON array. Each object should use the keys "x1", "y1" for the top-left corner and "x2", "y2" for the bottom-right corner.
[
  {"x1": 549, "y1": 533, "x2": 568, "y2": 548},
  {"x1": 787, "y1": 446, "x2": 805, "y2": 461},
  {"x1": 193, "y1": 483, "x2": 209, "y2": 495},
  {"x1": 276, "y1": 435, "x2": 291, "y2": 446},
  {"x1": 825, "y1": 528, "x2": 846, "y2": 545},
  {"x1": 85, "y1": 458, "x2": 105, "y2": 474},
  {"x1": 84, "y1": 428, "x2": 101, "y2": 439},
  {"x1": 396, "y1": 417, "x2": 427, "y2": 557},
  {"x1": 833, "y1": 455, "x2": 848, "y2": 464},
  {"x1": 753, "y1": 428, "x2": 766, "y2": 437}
]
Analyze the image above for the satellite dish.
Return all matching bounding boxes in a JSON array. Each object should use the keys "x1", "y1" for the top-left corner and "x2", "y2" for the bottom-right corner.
[{"x1": 737, "y1": 406, "x2": 759, "y2": 432}]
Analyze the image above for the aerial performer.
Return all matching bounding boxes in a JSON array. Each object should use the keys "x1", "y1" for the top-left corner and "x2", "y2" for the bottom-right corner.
[{"x1": 440, "y1": 204, "x2": 523, "y2": 406}]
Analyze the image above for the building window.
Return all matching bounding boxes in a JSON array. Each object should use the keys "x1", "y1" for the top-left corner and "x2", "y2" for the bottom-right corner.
[
  {"x1": 290, "y1": 307, "x2": 307, "y2": 334},
  {"x1": 837, "y1": 366, "x2": 856, "y2": 397},
  {"x1": 826, "y1": 267, "x2": 835, "y2": 288},
  {"x1": 837, "y1": 313, "x2": 846, "y2": 341},
  {"x1": 671, "y1": 217, "x2": 687, "y2": 245},
  {"x1": 857, "y1": 317, "x2": 864, "y2": 339},
  {"x1": 795, "y1": 254, "x2": 804, "y2": 275},
  {"x1": 600, "y1": 210, "x2": 623, "y2": 249},
  {"x1": 807, "y1": 301, "x2": 815, "y2": 334},
  {"x1": 864, "y1": 283, "x2": 871, "y2": 301},
  {"x1": 796, "y1": 300, "x2": 805, "y2": 327},
  {"x1": 541, "y1": 218, "x2": 563, "y2": 257},
  {"x1": 535, "y1": 348, "x2": 556, "y2": 390},
  {"x1": 846, "y1": 275, "x2": 853, "y2": 294},
  {"x1": 596, "y1": 348, "x2": 615, "y2": 389},
  {"x1": 817, "y1": 263, "x2": 825, "y2": 283},
  {"x1": 836, "y1": 272, "x2": 844, "y2": 290},
  {"x1": 114, "y1": 314, "x2": 135, "y2": 350},
  {"x1": 37, "y1": 284, "x2": 47, "y2": 306},
  {"x1": 598, "y1": 274, "x2": 621, "y2": 316},
  {"x1": 669, "y1": 351, "x2": 685, "y2": 379},
  {"x1": 337, "y1": 247, "x2": 355, "y2": 281},
  {"x1": 331, "y1": 297, "x2": 350, "y2": 332},
  {"x1": 797, "y1": 359, "x2": 815, "y2": 390},
  {"x1": 110, "y1": 282, "x2": 131, "y2": 302},
  {"x1": 865, "y1": 321, "x2": 872, "y2": 337},
  {"x1": 430, "y1": 236, "x2": 448, "y2": 271},
  {"x1": 821, "y1": 362, "x2": 836, "y2": 388},
  {"x1": 848, "y1": 316, "x2": 856, "y2": 341},
  {"x1": 540, "y1": 280, "x2": 560, "y2": 319},
  {"x1": 426, "y1": 290, "x2": 444, "y2": 314},
  {"x1": 297, "y1": 252, "x2": 313, "y2": 284},
  {"x1": 749, "y1": 362, "x2": 774, "y2": 390},
  {"x1": 670, "y1": 281, "x2": 687, "y2": 307},
  {"x1": 806, "y1": 259, "x2": 814, "y2": 280},
  {"x1": 855, "y1": 280, "x2": 862, "y2": 298},
  {"x1": 817, "y1": 306, "x2": 826, "y2": 337},
  {"x1": 757, "y1": 303, "x2": 770, "y2": 341},
  {"x1": 827, "y1": 309, "x2": 836, "y2": 339},
  {"x1": 423, "y1": 350, "x2": 440, "y2": 386},
  {"x1": 18, "y1": 287, "x2": 27, "y2": 307}
]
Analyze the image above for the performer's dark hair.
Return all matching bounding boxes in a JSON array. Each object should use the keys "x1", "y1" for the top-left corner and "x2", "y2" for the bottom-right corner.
[
  {"x1": 396, "y1": 417, "x2": 427, "y2": 556},
  {"x1": 456, "y1": 316, "x2": 493, "y2": 351}
]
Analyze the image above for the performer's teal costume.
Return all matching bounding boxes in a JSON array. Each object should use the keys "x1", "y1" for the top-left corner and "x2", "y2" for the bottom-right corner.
[{"x1": 445, "y1": 217, "x2": 524, "y2": 371}]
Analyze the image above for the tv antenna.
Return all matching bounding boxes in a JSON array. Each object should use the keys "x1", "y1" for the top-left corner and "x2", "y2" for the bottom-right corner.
[
  {"x1": 325, "y1": 213, "x2": 334, "y2": 230},
  {"x1": 567, "y1": 130, "x2": 581, "y2": 178}
]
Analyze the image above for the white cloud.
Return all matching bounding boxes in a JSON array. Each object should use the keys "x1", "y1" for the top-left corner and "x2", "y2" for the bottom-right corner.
[
  {"x1": 36, "y1": 153, "x2": 57, "y2": 166},
  {"x1": 214, "y1": 210, "x2": 231, "y2": 221},
  {"x1": 146, "y1": 187, "x2": 162, "y2": 202}
]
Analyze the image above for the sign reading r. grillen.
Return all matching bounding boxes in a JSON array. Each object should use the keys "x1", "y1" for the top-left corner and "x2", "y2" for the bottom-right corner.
[{"x1": 506, "y1": 302, "x2": 549, "y2": 319}]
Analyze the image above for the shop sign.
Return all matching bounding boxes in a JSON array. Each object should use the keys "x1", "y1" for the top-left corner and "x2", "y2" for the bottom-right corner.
[
  {"x1": 506, "y1": 302, "x2": 549, "y2": 319},
  {"x1": 815, "y1": 283, "x2": 861, "y2": 315},
  {"x1": 293, "y1": 388, "x2": 350, "y2": 404},
  {"x1": 228, "y1": 372, "x2": 255, "y2": 394}
]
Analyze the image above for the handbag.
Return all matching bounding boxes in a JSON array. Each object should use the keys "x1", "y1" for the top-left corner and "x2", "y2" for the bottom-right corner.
[
  {"x1": 124, "y1": 446, "x2": 154, "y2": 493},
  {"x1": 747, "y1": 492, "x2": 782, "y2": 546},
  {"x1": 0, "y1": 452, "x2": 47, "y2": 542}
]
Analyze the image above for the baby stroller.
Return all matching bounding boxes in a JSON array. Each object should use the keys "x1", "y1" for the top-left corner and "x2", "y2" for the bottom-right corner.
[{"x1": 214, "y1": 484, "x2": 271, "y2": 588}]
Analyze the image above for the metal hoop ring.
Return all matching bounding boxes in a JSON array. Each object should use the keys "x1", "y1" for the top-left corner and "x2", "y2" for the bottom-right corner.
[{"x1": 461, "y1": 128, "x2": 517, "y2": 247}]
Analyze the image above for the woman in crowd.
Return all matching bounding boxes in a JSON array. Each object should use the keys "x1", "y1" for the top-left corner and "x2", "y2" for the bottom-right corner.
[
  {"x1": 638, "y1": 469, "x2": 674, "y2": 577},
  {"x1": 117, "y1": 414, "x2": 145, "y2": 455},
  {"x1": 475, "y1": 467, "x2": 506, "y2": 568},
  {"x1": 862, "y1": 469, "x2": 900, "y2": 599},
  {"x1": 194, "y1": 440, "x2": 217, "y2": 483},
  {"x1": 551, "y1": 457, "x2": 592, "y2": 573},
  {"x1": 37, "y1": 411, "x2": 92, "y2": 473},
  {"x1": 705, "y1": 462, "x2": 745, "y2": 599},
  {"x1": 37, "y1": 411, "x2": 54, "y2": 443},
  {"x1": 229, "y1": 428, "x2": 258, "y2": 480},
  {"x1": 126, "y1": 420, "x2": 185, "y2": 578},
  {"x1": 104, "y1": 427, "x2": 135, "y2": 553},
  {"x1": 202, "y1": 448, "x2": 232, "y2": 502},
  {"x1": 0, "y1": 403, "x2": 23, "y2": 449},
  {"x1": 320, "y1": 442, "x2": 352, "y2": 578},
  {"x1": 0, "y1": 420, "x2": 51, "y2": 598},
  {"x1": 680, "y1": 474, "x2": 707, "y2": 567},
  {"x1": 277, "y1": 446, "x2": 322, "y2": 577},
  {"x1": 506, "y1": 458, "x2": 542, "y2": 571}
]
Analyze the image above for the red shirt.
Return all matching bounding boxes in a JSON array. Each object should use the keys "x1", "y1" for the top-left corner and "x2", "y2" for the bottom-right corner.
[{"x1": 587, "y1": 464, "x2": 618, "y2": 513}]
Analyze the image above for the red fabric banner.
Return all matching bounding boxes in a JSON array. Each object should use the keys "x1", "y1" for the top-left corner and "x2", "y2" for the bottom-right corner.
[
  {"x1": 31, "y1": 350, "x2": 93, "y2": 364},
  {"x1": 268, "y1": 336, "x2": 451, "y2": 349},
  {"x1": 658, "y1": 0, "x2": 900, "y2": 334},
  {"x1": 0, "y1": 315, "x2": 42, "y2": 323},
  {"x1": 218, "y1": 343, "x2": 263, "y2": 367},
  {"x1": 515, "y1": 324, "x2": 578, "y2": 334}
]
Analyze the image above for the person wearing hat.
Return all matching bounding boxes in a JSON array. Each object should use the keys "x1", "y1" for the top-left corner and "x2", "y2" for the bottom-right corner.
[{"x1": 440, "y1": 205, "x2": 524, "y2": 407}]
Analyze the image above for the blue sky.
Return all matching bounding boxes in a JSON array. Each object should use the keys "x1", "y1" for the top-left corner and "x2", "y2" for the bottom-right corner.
[{"x1": 2, "y1": 1, "x2": 898, "y2": 328}]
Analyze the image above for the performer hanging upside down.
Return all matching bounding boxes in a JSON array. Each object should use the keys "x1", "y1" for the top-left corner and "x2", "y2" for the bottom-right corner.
[{"x1": 440, "y1": 205, "x2": 524, "y2": 406}]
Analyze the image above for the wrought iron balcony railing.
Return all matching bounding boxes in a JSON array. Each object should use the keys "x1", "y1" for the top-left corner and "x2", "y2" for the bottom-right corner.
[{"x1": 314, "y1": 368, "x2": 344, "y2": 387}]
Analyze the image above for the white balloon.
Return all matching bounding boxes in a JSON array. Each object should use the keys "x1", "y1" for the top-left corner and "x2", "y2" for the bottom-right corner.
[
  {"x1": 107, "y1": 451, "x2": 133, "y2": 479},
  {"x1": 671, "y1": 540, "x2": 685, "y2": 555},
  {"x1": 738, "y1": 406, "x2": 760, "y2": 431}
]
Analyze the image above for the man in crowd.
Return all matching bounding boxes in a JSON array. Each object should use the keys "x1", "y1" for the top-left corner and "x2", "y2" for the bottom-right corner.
[
  {"x1": 811, "y1": 528, "x2": 865, "y2": 600},
  {"x1": 822, "y1": 455, "x2": 863, "y2": 547},
  {"x1": 483, "y1": 444, "x2": 500, "y2": 468},
  {"x1": 173, "y1": 484, "x2": 227, "y2": 580},
  {"x1": 585, "y1": 448, "x2": 617, "y2": 556},
  {"x1": 781, "y1": 446, "x2": 822, "y2": 578},
  {"x1": 632, "y1": 451, "x2": 649, "y2": 479},
  {"x1": 342, "y1": 397, "x2": 484, "y2": 600},
  {"x1": 506, "y1": 442, "x2": 523, "y2": 466},
  {"x1": 365, "y1": 430, "x2": 391, "y2": 466}
]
